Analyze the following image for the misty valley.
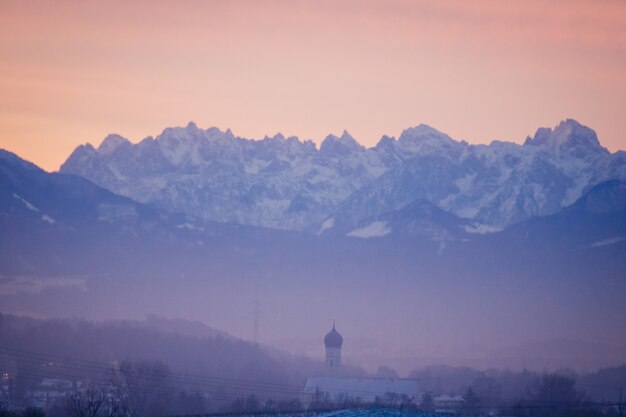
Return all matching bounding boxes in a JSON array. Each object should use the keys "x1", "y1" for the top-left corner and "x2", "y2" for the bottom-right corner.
[{"x1": 1, "y1": 119, "x2": 626, "y2": 417}]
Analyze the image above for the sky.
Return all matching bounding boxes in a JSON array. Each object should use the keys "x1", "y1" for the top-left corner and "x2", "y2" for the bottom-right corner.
[{"x1": 1, "y1": 0, "x2": 626, "y2": 171}]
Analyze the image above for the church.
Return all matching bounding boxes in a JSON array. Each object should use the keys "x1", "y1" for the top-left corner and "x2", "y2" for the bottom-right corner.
[
  {"x1": 323, "y1": 321, "x2": 343, "y2": 371},
  {"x1": 301, "y1": 322, "x2": 419, "y2": 405}
]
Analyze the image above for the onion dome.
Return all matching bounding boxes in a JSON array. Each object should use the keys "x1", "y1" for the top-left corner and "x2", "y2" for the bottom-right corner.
[{"x1": 324, "y1": 321, "x2": 343, "y2": 348}]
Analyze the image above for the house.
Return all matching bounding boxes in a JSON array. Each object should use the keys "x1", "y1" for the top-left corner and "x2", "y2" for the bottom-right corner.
[
  {"x1": 433, "y1": 394, "x2": 464, "y2": 413},
  {"x1": 302, "y1": 376, "x2": 419, "y2": 406}
]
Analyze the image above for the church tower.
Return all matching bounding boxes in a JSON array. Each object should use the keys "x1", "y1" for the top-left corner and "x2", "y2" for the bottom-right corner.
[{"x1": 324, "y1": 321, "x2": 343, "y2": 373}]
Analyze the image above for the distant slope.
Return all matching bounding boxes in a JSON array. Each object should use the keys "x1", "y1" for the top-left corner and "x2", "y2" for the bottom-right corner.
[
  {"x1": 487, "y1": 179, "x2": 626, "y2": 249},
  {"x1": 323, "y1": 198, "x2": 474, "y2": 243},
  {"x1": 0, "y1": 313, "x2": 317, "y2": 405},
  {"x1": 0, "y1": 148, "x2": 301, "y2": 277},
  {"x1": 2, "y1": 149, "x2": 626, "y2": 371},
  {"x1": 0, "y1": 148, "x2": 163, "y2": 275}
]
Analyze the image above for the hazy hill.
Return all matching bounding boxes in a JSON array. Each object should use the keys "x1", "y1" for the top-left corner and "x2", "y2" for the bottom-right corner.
[{"x1": 2, "y1": 148, "x2": 626, "y2": 371}]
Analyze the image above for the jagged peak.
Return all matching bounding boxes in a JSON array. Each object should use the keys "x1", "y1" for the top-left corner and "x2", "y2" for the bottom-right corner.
[
  {"x1": 263, "y1": 133, "x2": 286, "y2": 141},
  {"x1": 340, "y1": 129, "x2": 355, "y2": 142},
  {"x1": 259, "y1": 133, "x2": 314, "y2": 153},
  {"x1": 400, "y1": 123, "x2": 445, "y2": 137},
  {"x1": 375, "y1": 134, "x2": 396, "y2": 146},
  {"x1": 320, "y1": 130, "x2": 363, "y2": 154},
  {"x1": 138, "y1": 135, "x2": 155, "y2": 145},
  {"x1": 67, "y1": 143, "x2": 98, "y2": 159},
  {"x1": 322, "y1": 129, "x2": 357, "y2": 142},
  {"x1": 97, "y1": 134, "x2": 130, "y2": 155},
  {"x1": 158, "y1": 121, "x2": 205, "y2": 141},
  {"x1": 396, "y1": 123, "x2": 463, "y2": 154},
  {"x1": 398, "y1": 123, "x2": 459, "y2": 145},
  {"x1": 524, "y1": 119, "x2": 607, "y2": 155},
  {"x1": 81, "y1": 143, "x2": 97, "y2": 152}
]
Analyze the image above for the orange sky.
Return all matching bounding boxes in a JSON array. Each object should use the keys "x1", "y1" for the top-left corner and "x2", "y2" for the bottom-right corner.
[{"x1": 1, "y1": 0, "x2": 625, "y2": 171}]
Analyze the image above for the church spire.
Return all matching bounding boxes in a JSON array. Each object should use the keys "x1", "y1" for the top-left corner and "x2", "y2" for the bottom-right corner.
[{"x1": 324, "y1": 321, "x2": 343, "y2": 372}]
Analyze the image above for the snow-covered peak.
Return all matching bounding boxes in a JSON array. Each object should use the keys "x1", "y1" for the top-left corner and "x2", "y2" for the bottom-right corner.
[
  {"x1": 340, "y1": 129, "x2": 356, "y2": 142},
  {"x1": 97, "y1": 134, "x2": 130, "y2": 155},
  {"x1": 397, "y1": 123, "x2": 462, "y2": 154},
  {"x1": 320, "y1": 130, "x2": 364, "y2": 156},
  {"x1": 375, "y1": 135, "x2": 396, "y2": 148},
  {"x1": 59, "y1": 119, "x2": 626, "y2": 233},
  {"x1": 159, "y1": 121, "x2": 205, "y2": 141},
  {"x1": 262, "y1": 133, "x2": 287, "y2": 142},
  {"x1": 524, "y1": 119, "x2": 608, "y2": 156},
  {"x1": 400, "y1": 123, "x2": 444, "y2": 138},
  {"x1": 138, "y1": 135, "x2": 155, "y2": 146},
  {"x1": 59, "y1": 143, "x2": 98, "y2": 174}
]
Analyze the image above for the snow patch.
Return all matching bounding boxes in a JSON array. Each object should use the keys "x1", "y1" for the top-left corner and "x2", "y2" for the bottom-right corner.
[
  {"x1": 97, "y1": 204, "x2": 137, "y2": 222},
  {"x1": 456, "y1": 206, "x2": 480, "y2": 219},
  {"x1": 41, "y1": 214, "x2": 56, "y2": 224},
  {"x1": 0, "y1": 276, "x2": 86, "y2": 295},
  {"x1": 244, "y1": 158, "x2": 271, "y2": 174},
  {"x1": 108, "y1": 164, "x2": 127, "y2": 181},
  {"x1": 176, "y1": 223, "x2": 204, "y2": 231},
  {"x1": 563, "y1": 177, "x2": 590, "y2": 206},
  {"x1": 13, "y1": 193, "x2": 39, "y2": 212},
  {"x1": 454, "y1": 173, "x2": 476, "y2": 193},
  {"x1": 590, "y1": 236, "x2": 626, "y2": 247},
  {"x1": 257, "y1": 198, "x2": 290, "y2": 213},
  {"x1": 438, "y1": 193, "x2": 456, "y2": 210},
  {"x1": 347, "y1": 221, "x2": 391, "y2": 238},
  {"x1": 317, "y1": 218, "x2": 334, "y2": 234},
  {"x1": 464, "y1": 224, "x2": 502, "y2": 234}
]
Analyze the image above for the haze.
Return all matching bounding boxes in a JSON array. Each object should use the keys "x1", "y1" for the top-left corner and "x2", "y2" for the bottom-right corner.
[{"x1": 2, "y1": 3, "x2": 626, "y2": 415}]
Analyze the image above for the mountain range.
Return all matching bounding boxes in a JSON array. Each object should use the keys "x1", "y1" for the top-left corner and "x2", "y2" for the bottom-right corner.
[
  {"x1": 1, "y1": 119, "x2": 626, "y2": 372},
  {"x1": 60, "y1": 119, "x2": 626, "y2": 234}
]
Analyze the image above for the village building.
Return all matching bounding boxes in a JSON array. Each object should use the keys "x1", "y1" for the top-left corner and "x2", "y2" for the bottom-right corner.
[
  {"x1": 433, "y1": 394, "x2": 465, "y2": 413},
  {"x1": 302, "y1": 323, "x2": 420, "y2": 406}
]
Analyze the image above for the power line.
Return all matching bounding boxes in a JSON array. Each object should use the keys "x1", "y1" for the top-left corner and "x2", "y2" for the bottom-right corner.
[
  {"x1": 253, "y1": 291, "x2": 259, "y2": 346},
  {"x1": 2, "y1": 346, "x2": 624, "y2": 413},
  {"x1": 0, "y1": 346, "x2": 302, "y2": 392},
  {"x1": 2, "y1": 346, "x2": 432, "y2": 399}
]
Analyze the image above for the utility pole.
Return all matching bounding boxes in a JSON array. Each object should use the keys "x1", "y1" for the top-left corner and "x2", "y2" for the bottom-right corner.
[
  {"x1": 619, "y1": 385, "x2": 623, "y2": 417},
  {"x1": 253, "y1": 291, "x2": 259, "y2": 346}
]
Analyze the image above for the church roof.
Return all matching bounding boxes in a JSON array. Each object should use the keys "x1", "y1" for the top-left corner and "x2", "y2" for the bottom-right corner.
[{"x1": 324, "y1": 322, "x2": 343, "y2": 348}]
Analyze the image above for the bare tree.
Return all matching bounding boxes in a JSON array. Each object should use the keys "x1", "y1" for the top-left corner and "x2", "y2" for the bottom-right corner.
[
  {"x1": 19, "y1": 408, "x2": 44, "y2": 417},
  {"x1": 108, "y1": 361, "x2": 171, "y2": 417},
  {"x1": 64, "y1": 388, "x2": 107, "y2": 417},
  {"x1": 420, "y1": 392, "x2": 434, "y2": 412},
  {"x1": 511, "y1": 373, "x2": 589, "y2": 417},
  {"x1": 526, "y1": 373, "x2": 586, "y2": 417},
  {"x1": 461, "y1": 387, "x2": 481, "y2": 416},
  {"x1": 0, "y1": 401, "x2": 17, "y2": 417}
]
